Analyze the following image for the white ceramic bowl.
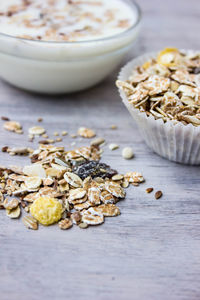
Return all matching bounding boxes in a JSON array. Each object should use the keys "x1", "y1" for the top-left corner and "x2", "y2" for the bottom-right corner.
[{"x1": 0, "y1": 1, "x2": 141, "y2": 94}]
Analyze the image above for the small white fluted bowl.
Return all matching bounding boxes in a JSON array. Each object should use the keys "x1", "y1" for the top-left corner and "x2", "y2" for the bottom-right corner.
[{"x1": 118, "y1": 51, "x2": 200, "y2": 165}]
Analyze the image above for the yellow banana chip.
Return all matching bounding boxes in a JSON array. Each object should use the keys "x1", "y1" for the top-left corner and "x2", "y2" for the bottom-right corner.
[
  {"x1": 30, "y1": 197, "x2": 62, "y2": 226},
  {"x1": 157, "y1": 47, "x2": 179, "y2": 67}
]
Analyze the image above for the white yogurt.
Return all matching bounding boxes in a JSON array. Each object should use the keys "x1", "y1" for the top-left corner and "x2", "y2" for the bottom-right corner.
[
  {"x1": 0, "y1": 0, "x2": 141, "y2": 93},
  {"x1": 0, "y1": 0, "x2": 137, "y2": 41}
]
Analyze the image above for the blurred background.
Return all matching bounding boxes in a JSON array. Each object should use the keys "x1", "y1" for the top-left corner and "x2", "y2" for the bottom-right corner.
[{"x1": 131, "y1": 0, "x2": 199, "y2": 58}]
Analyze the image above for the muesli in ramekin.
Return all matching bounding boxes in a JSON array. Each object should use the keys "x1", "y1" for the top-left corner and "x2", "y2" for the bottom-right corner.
[{"x1": 117, "y1": 48, "x2": 200, "y2": 165}]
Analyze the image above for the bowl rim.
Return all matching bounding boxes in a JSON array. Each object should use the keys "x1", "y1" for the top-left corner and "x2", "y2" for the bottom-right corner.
[{"x1": 0, "y1": 0, "x2": 142, "y2": 46}]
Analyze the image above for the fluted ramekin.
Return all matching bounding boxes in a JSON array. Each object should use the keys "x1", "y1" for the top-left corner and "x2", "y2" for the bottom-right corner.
[{"x1": 118, "y1": 51, "x2": 200, "y2": 165}]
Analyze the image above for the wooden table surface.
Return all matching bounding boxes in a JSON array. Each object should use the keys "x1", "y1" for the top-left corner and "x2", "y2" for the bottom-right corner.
[{"x1": 0, "y1": 1, "x2": 200, "y2": 299}]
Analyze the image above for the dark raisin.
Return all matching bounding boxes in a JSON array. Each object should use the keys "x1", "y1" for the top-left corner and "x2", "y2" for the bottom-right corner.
[
  {"x1": 73, "y1": 160, "x2": 117, "y2": 180},
  {"x1": 38, "y1": 140, "x2": 50, "y2": 145},
  {"x1": 193, "y1": 67, "x2": 200, "y2": 74},
  {"x1": 1, "y1": 116, "x2": 10, "y2": 121},
  {"x1": 1, "y1": 146, "x2": 8, "y2": 152},
  {"x1": 7, "y1": 11, "x2": 13, "y2": 17},
  {"x1": 31, "y1": 154, "x2": 39, "y2": 163},
  {"x1": 39, "y1": 13, "x2": 45, "y2": 19}
]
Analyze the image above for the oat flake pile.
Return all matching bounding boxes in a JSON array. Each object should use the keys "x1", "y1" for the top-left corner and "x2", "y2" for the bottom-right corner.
[
  {"x1": 117, "y1": 48, "x2": 200, "y2": 126},
  {"x1": 0, "y1": 140, "x2": 145, "y2": 230}
]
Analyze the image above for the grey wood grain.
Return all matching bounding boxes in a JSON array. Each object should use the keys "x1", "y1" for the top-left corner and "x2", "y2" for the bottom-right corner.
[{"x1": 0, "y1": 0, "x2": 200, "y2": 299}]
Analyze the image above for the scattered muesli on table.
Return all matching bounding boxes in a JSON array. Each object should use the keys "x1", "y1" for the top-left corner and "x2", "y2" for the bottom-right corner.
[
  {"x1": 0, "y1": 115, "x2": 165, "y2": 230},
  {"x1": 0, "y1": 138, "x2": 146, "y2": 230}
]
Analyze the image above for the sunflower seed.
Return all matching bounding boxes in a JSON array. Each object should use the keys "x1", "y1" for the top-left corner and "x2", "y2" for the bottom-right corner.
[
  {"x1": 146, "y1": 187, "x2": 154, "y2": 193},
  {"x1": 155, "y1": 190, "x2": 163, "y2": 199}
]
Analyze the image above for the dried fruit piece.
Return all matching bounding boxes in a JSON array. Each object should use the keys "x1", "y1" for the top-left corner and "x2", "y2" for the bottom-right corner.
[
  {"x1": 73, "y1": 161, "x2": 117, "y2": 180},
  {"x1": 157, "y1": 48, "x2": 179, "y2": 67},
  {"x1": 2, "y1": 146, "x2": 9, "y2": 153},
  {"x1": 30, "y1": 197, "x2": 62, "y2": 225},
  {"x1": 77, "y1": 127, "x2": 96, "y2": 138},
  {"x1": 59, "y1": 218, "x2": 73, "y2": 230},
  {"x1": 1, "y1": 116, "x2": 10, "y2": 121},
  {"x1": 64, "y1": 172, "x2": 83, "y2": 188},
  {"x1": 23, "y1": 164, "x2": 46, "y2": 178},
  {"x1": 23, "y1": 216, "x2": 38, "y2": 230},
  {"x1": 25, "y1": 177, "x2": 42, "y2": 189}
]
